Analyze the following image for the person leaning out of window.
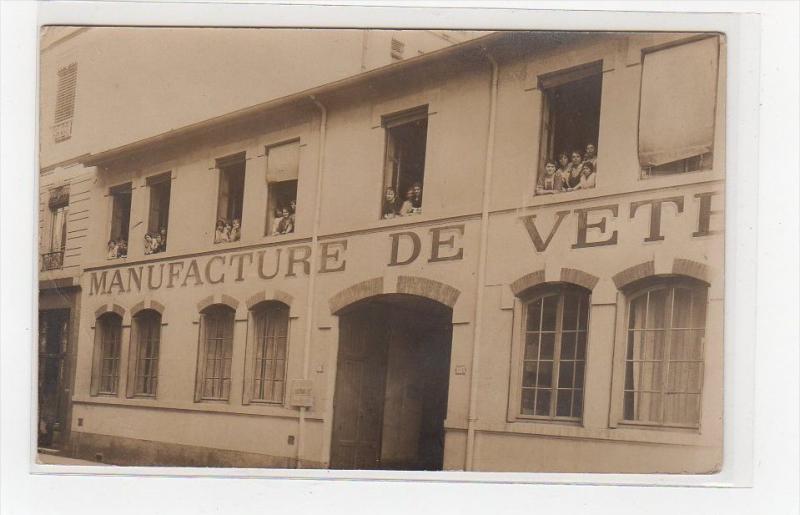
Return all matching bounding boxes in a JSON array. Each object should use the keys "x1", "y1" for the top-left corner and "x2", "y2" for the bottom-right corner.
[
  {"x1": 382, "y1": 187, "x2": 401, "y2": 219},
  {"x1": 535, "y1": 160, "x2": 565, "y2": 195},
  {"x1": 567, "y1": 161, "x2": 596, "y2": 191},
  {"x1": 400, "y1": 182, "x2": 423, "y2": 216}
]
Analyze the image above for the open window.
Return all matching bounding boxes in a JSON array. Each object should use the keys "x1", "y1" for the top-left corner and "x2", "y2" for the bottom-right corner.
[
  {"x1": 538, "y1": 62, "x2": 602, "y2": 194},
  {"x1": 638, "y1": 37, "x2": 719, "y2": 177},
  {"x1": 381, "y1": 105, "x2": 428, "y2": 219},
  {"x1": 108, "y1": 183, "x2": 131, "y2": 259},
  {"x1": 214, "y1": 153, "x2": 245, "y2": 244},
  {"x1": 265, "y1": 141, "x2": 299, "y2": 236},
  {"x1": 145, "y1": 173, "x2": 171, "y2": 254}
]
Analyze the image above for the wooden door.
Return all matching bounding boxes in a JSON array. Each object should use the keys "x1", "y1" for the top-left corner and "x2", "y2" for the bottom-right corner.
[{"x1": 330, "y1": 309, "x2": 389, "y2": 469}]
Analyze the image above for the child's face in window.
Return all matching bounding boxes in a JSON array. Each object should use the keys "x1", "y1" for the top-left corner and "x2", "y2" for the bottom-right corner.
[
  {"x1": 281, "y1": 208, "x2": 289, "y2": 218},
  {"x1": 406, "y1": 187, "x2": 415, "y2": 199},
  {"x1": 385, "y1": 189, "x2": 396, "y2": 202},
  {"x1": 413, "y1": 184, "x2": 422, "y2": 197},
  {"x1": 559, "y1": 155, "x2": 569, "y2": 167},
  {"x1": 582, "y1": 164, "x2": 593, "y2": 176},
  {"x1": 585, "y1": 144, "x2": 596, "y2": 158},
  {"x1": 545, "y1": 163, "x2": 556, "y2": 176},
  {"x1": 571, "y1": 153, "x2": 582, "y2": 165}
]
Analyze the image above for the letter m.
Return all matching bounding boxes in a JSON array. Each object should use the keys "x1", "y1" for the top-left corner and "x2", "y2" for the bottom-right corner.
[{"x1": 90, "y1": 271, "x2": 108, "y2": 295}]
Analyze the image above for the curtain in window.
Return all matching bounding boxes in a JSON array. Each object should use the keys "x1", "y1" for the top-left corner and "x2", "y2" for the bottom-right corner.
[
  {"x1": 251, "y1": 304, "x2": 289, "y2": 402},
  {"x1": 98, "y1": 314, "x2": 122, "y2": 395},
  {"x1": 624, "y1": 282, "x2": 707, "y2": 426},
  {"x1": 266, "y1": 141, "x2": 300, "y2": 183},
  {"x1": 200, "y1": 308, "x2": 233, "y2": 400},
  {"x1": 133, "y1": 311, "x2": 160, "y2": 396},
  {"x1": 638, "y1": 37, "x2": 719, "y2": 168}
]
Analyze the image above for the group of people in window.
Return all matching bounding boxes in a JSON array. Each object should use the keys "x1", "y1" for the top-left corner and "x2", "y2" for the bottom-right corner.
[
  {"x1": 536, "y1": 143, "x2": 598, "y2": 195},
  {"x1": 144, "y1": 227, "x2": 168, "y2": 255},
  {"x1": 382, "y1": 182, "x2": 423, "y2": 219},
  {"x1": 106, "y1": 238, "x2": 128, "y2": 259},
  {"x1": 213, "y1": 218, "x2": 242, "y2": 244},
  {"x1": 270, "y1": 199, "x2": 297, "y2": 236}
]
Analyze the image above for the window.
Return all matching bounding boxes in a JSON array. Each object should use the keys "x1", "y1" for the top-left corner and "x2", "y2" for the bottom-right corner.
[
  {"x1": 247, "y1": 302, "x2": 290, "y2": 403},
  {"x1": 517, "y1": 285, "x2": 590, "y2": 420},
  {"x1": 42, "y1": 186, "x2": 69, "y2": 270},
  {"x1": 265, "y1": 141, "x2": 299, "y2": 236},
  {"x1": 108, "y1": 183, "x2": 131, "y2": 259},
  {"x1": 128, "y1": 310, "x2": 161, "y2": 397},
  {"x1": 214, "y1": 154, "x2": 245, "y2": 243},
  {"x1": 145, "y1": 173, "x2": 171, "y2": 255},
  {"x1": 54, "y1": 62, "x2": 77, "y2": 142},
  {"x1": 381, "y1": 106, "x2": 428, "y2": 219},
  {"x1": 391, "y1": 38, "x2": 405, "y2": 60},
  {"x1": 91, "y1": 313, "x2": 122, "y2": 396},
  {"x1": 638, "y1": 37, "x2": 719, "y2": 177},
  {"x1": 195, "y1": 305, "x2": 235, "y2": 401},
  {"x1": 537, "y1": 62, "x2": 602, "y2": 194},
  {"x1": 622, "y1": 278, "x2": 708, "y2": 427}
]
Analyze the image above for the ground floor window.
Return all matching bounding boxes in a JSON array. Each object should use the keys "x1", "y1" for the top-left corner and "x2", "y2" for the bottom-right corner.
[
  {"x1": 249, "y1": 302, "x2": 289, "y2": 403},
  {"x1": 91, "y1": 312, "x2": 122, "y2": 395},
  {"x1": 130, "y1": 310, "x2": 161, "y2": 397},
  {"x1": 622, "y1": 277, "x2": 708, "y2": 427},
  {"x1": 195, "y1": 305, "x2": 234, "y2": 401},
  {"x1": 517, "y1": 284, "x2": 590, "y2": 420}
]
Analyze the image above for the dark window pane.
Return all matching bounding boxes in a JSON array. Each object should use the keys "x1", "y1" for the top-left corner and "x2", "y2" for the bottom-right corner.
[
  {"x1": 574, "y1": 362, "x2": 585, "y2": 388},
  {"x1": 561, "y1": 332, "x2": 576, "y2": 360},
  {"x1": 526, "y1": 299, "x2": 542, "y2": 331},
  {"x1": 541, "y1": 295, "x2": 558, "y2": 331},
  {"x1": 573, "y1": 389, "x2": 584, "y2": 418},
  {"x1": 521, "y1": 389, "x2": 536, "y2": 415},
  {"x1": 522, "y1": 362, "x2": 537, "y2": 387},
  {"x1": 558, "y1": 360, "x2": 574, "y2": 388},
  {"x1": 524, "y1": 333, "x2": 540, "y2": 360},
  {"x1": 540, "y1": 332, "x2": 555, "y2": 360},
  {"x1": 562, "y1": 293, "x2": 580, "y2": 331},
  {"x1": 535, "y1": 388, "x2": 551, "y2": 416},
  {"x1": 576, "y1": 331, "x2": 587, "y2": 360},
  {"x1": 556, "y1": 389, "x2": 573, "y2": 417},
  {"x1": 537, "y1": 360, "x2": 553, "y2": 387},
  {"x1": 648, "y1": 288, "x2": 669, "y2": 329}
]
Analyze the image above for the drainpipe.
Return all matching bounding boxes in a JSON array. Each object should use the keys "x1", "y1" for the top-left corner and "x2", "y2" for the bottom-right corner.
[
  {"x1": 465, "y1": 50, "x2": 499, "y2": 471},
  {"x1": 296, "y1": 95, "x2": 327, "y2": 468}
]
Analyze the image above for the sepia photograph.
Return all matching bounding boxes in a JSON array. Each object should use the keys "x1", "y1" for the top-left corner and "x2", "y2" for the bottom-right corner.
[{"x1": 36, "y1": 26, "x2": 726, "y2": 474}]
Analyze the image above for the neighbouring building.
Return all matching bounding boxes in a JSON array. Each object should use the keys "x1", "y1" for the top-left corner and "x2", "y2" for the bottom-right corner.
[
  {"x1": 37, "y1": 26, "x2": 476, "y2": 450},
  {"x1": 61, "y1": 30, "x2": 724, "y2": 472}
]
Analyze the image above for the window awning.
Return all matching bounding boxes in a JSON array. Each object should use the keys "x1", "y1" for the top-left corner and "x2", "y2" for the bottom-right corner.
[
  {"x1": 638, "y1": 36, "x2": 719, "y2": 168},
  {"x1": 266, "y1": 141, "x2": 300, "y2": 183}
]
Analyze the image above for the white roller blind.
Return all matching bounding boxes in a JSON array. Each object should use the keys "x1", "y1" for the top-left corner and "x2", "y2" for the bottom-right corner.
[
  {"x1": 638, "y1": 37, "x2": 719, "y2": 168},
  {"x1": 266, "y1": 141, "x2": 300, "y2": 183}
]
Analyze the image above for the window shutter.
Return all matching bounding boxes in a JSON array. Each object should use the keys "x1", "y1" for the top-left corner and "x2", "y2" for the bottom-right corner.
[
  {"x1": 638, "y1": 37, "x2": 719, "y2": 168},
  {"x1": 194, "y1": 314, "x2": 208, "y2": 402},
  {"x1": 89, "y1": 322, "x2": 103, "y2": 396},
  {"x1": 217, "y1": 173, "x2": 230, "y2": 221},
  {"x1": 54, "y1": 63, "x2": 78, "y2": 124},
  {"x1": 125, "y1": 317, "x2": 139, "y2": 398},
  {"x1": 266, "y1": 142, "x2": 300, "y2": 183}
]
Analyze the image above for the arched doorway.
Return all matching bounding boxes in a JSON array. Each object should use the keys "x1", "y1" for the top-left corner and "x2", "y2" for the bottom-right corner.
[{"x1": 329, "y1": 294, "x2": 453, "y2": 470}]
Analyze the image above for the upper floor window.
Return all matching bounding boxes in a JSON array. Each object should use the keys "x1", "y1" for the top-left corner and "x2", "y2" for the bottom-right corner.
[
  {"x1": 265, "y1": 141, "x2": 299, "y2": 236},
  {"x1": 42, "y1": 186, "x2": 69, "y2": 270},
  {"x1": 107, "y1": 183, "x2": 131, "y2": 259},
  {"x1": 53, "y1": 62, "x2": 77, "y2": 143},
  {"x1": 622, "y1": 277, "x2": 708, "y2": 427},
  {"x1": 91, "y1": 312, "x2": 122, "y2": 396},
  {"x1": 515, "y1": 284, "x2": 590, "y2": 421},
  {"x1": 214, "y1": 154, "x2": 245, "y2": 244},
  {"x1": 195, "y1": 305, "x2": 235, "y2": 401},
  {"x1": 537, "y1": 62, "x2": 602, "y2": 195},
  {"x1": 247, "y1": 302, "x2": 290, "y2": 403},
  {"x1": 381, "y1": 105, "x2": 428, "y2": 219},
  {"x1": 639, "y1": 37, "x2": 719, "y2": 178},
  {"x1": 145, "y1": 173, "x2": 171, "y2": 255},
  {"x1": 128, "y1": 310, "x2": 161, "y2": 397}
]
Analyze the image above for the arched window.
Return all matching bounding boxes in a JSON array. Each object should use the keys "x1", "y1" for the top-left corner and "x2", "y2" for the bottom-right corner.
[
  {"x1": 514, "y1": 284, "x2": 591, "y2": 421},
  {"x1": 128, "y1": 310, "x2": 161, "y2": 397},
  {"x1": 195, "y1": 305, "x2": 235, "y2": 401},
  {"x1": 622, "y1": 277, "x2": 708, "y2": 427},
  {"x1": 246, "y1": 301, "x2": 290, "y2": 403},
  {"x1": 91, "y1": 312, "x2": 122, "y2": 396}
]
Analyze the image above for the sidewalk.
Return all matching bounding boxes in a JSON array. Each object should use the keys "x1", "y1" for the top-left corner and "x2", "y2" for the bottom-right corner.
[{"x1": 36, "y1": 453, "x2": 109, "y2": 466}]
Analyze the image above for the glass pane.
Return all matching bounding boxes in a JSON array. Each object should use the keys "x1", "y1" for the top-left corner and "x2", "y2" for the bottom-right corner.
[
  {"x1": 672, "y1": 287, "x2": 693, "y2": 328},
  {"x1": 643, "y1": 330, "x2": 666, "y2": 361},
  {"x1": 526, "y1": 299, "x2": 542, "y2": 331},
  {"x1": 627, "y1": 361, "x2": 663, "y2": 392},
  {"x1": 541, "y1": 295, "x2": 558, "y2": 331},
  {"x1": 521, "y1": 389, "x2": 536, "y2": 415},
  {"x1": 522, "y1": 362, "x2": 537, "y2": 387},
  {"x1": 624, "y1": 391, "x2": 662, "y2": 423},
  {"x1": 574, "y1": 362, "x2": 585, "y2": 389},
  {"x1": 648, "y1": 288, "x2": 669, "y2": 329},
  {"x1": 663, "y1": 393, "x2": 700, "y2": 426},
  {"x1": 562, "y1": 293, "x2": 580, "y2": 331},
  {"x1": 669, "y1": 329, "x2": 704, "y2": 360},
  {"x1": 540, "y1": 333, "x2": 555, "y2": 360},
  {"x1": 561, "y1": 332, "x2": 576, "y2": 360},
  {"x1": 629, "y1": 295, "x2": 647, "y2": 330},
  {"x1": 537, "y1": 360, "x2": 553, "y2": 388},
  {"x1": 692, "y1": 290, "x2": 708, "y2": 328},
  {"x1": 556, "y1": 389, "x2": 573, "y2": 417},
  {"x1": 666, "y1": 361, "x2": 703, "y2": 393},
  {"x1": 535, "y1": 388, "x2": 551, "y2": 416},
  {"x1": 558, "y1": 360, "x2": 574, "y2": 388},
  {"x1": 576, "y1": 331, "x2": 587, "y2": 360},
  {"x1": 573, "y1": 389, "x2": 584, "y2": 418},
  {"x1": 524, "y1": 333, "x2": 540, "y2": 359}
]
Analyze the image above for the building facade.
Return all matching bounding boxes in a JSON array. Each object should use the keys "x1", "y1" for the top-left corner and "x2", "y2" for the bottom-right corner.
[
  {"x1": 37, "y1": 26, "x2": 475, "y2": 451},
  {"x1": 64, "y1": 31, "x2": 725, "y2": 472}
]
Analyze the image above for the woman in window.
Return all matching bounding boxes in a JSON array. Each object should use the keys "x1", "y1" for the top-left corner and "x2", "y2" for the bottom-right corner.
[
  {"x1": 536, "y1": 161, "x2": 564, "y2": 195},
  {"x1": 555, "y1": 152, "x2": 571, "y2": 186},
  {"x1": 564, "y1": 150, "x2": 584, "y2": 190},
  {"x1": 382, "y1": 187, "x2": 401, "y2": 219}
]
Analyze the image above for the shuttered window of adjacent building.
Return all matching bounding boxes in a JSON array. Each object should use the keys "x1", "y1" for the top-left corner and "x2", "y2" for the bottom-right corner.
[{"x1": 54, "y1": 63, "x2": 78, "y2": 124}]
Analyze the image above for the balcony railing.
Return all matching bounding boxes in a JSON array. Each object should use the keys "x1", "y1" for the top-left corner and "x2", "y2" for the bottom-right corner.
[{"x1": 41, "y1": 251, "x2": 64, "y2": 271}]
